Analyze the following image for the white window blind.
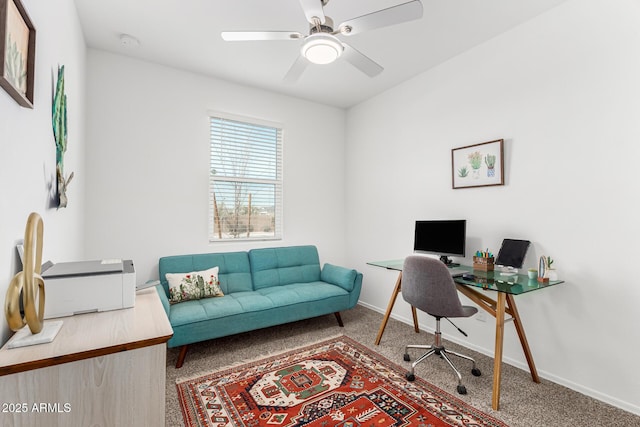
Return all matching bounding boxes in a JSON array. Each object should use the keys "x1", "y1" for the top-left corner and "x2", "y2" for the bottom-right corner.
[{"x1": 209, "y1": 115, "x2": 283, "y2": 241}]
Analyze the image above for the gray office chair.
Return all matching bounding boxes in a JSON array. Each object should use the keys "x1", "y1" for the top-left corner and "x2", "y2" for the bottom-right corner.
[{"x1": 402, "y1": 255, "x2": 481, "y2": 394}]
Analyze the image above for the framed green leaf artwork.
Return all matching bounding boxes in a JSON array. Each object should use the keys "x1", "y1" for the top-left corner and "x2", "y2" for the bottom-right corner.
[
  {"x1": 0, "y1": 0, "x2": 35, "y2": 108},
  {"x1": 451, "y1": 139, "x2": 504, "y2": 189}
]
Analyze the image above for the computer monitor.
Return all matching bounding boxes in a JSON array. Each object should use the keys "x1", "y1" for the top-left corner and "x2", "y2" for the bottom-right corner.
[
  {"x1": 495, "y1": 239, "x2": 531, "y2": 269},
  {"x1": 413, "y1": 220, "x2": 466, "y2": 266}
]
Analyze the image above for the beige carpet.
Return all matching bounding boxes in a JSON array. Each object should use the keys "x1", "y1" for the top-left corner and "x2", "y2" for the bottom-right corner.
[{"x1": 164, "y1": 305, "x2": 639, "y2": 426}]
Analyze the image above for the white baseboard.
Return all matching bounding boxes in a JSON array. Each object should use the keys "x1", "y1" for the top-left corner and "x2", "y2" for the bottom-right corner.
[{"x1": 355, "y1": 301, "x2": 640, "y2": 416}]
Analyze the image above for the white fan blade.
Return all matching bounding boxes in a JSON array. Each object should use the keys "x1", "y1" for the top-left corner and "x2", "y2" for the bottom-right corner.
[
  {"x1": 338, "y1": 0, "x2": 423, "y2": 36},
  {"x1": 299, "y1": 0, "x2": 326, "y2": 24},
  {"x1": 342, "y1": 43, "x2": 383, "y2": 77},
  {"x1": 283, "y1": 56, "x2": 309, "y2": 83},
  {"x1": 221, "y1": 31, "x2": 303, "y2": 41}
]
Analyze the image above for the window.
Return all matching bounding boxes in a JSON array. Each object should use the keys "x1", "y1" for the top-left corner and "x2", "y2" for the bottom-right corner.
[{"x1": 209, "y1": 114, "x2": 283, "y2": 241}]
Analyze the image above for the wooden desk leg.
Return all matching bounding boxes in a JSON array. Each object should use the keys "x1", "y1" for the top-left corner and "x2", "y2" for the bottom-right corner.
[
  {"x1": 411, "y1": 306, "x2": 420, "y2": 333},
  {"x1": 492, "y1": 292, "x2": 506, "y2": 410},
  {"x1": 507, "y1": 294, "x2": 540, "y2": 383},
  {"x1": 374, "y1": 272, "x2": 403, "y2": 345}
]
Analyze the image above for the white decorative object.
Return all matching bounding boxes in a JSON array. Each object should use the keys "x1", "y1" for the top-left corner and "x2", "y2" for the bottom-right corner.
[
  {"x1": 6, "y1": 321, "x2": 63, "y2": 349},
  {"x1": 537, "y1": 256, "x2": 549, "y2": 283}
]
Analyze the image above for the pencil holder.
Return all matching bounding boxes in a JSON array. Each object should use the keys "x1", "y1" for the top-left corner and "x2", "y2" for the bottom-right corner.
[{"x1": 473, "y1": 256, "x2": 494, "y2": 271}]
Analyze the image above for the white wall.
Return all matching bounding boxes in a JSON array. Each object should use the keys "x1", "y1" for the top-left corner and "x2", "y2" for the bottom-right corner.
[
  {"x1": 83, "y1": 50, "x2": 347, "y2": 282},
  {"x1": 0, "y1": 0, "x2": 86, "y2": 344},
  {"x1": 4, "y1": 0, "x2": 638, "y2": 415},
  {"x1": 346, "y1": 0, "x2": 640, "y2": 414}
]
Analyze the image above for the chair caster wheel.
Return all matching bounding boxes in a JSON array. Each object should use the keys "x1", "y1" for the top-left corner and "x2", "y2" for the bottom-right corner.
[
  {"x1": 457, "y1": 385, "x2": 467, "y2": 395},
  {"x1": 405, "y1": 373, "x2": 415, "y2": 381},
  {"x1": 472, "y1": 368, "x2": 481, "y2": 377},
  {"x1": 403, "y1": 353, "x2": 410, "y2": 362}
]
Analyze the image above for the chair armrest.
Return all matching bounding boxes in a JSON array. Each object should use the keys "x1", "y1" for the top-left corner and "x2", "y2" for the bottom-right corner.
[
  {"x1": 321, "y1": 263, "x2": 358, "y2": 291},
  {"x1": 155, "y1": 284, "x2": 170, "y2": 318}
]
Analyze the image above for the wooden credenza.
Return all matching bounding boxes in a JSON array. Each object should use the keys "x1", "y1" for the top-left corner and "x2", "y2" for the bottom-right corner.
[{"x1": 0, "y1": 288, "x2": 173, "y2": 427}]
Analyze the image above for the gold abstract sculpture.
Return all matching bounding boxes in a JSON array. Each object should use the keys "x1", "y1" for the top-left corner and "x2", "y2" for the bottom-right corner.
[{"x1": 5, "y1": 212, "x2": 45, "y2": 334}]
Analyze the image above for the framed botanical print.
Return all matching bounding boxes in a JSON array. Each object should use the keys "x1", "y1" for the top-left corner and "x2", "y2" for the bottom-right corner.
[
  {"x1": 0, "y1": 0, "x2": 35, "y2": 108},
  {"x1": 452, "y1": 139, "x2": 504, "y2": 189}
]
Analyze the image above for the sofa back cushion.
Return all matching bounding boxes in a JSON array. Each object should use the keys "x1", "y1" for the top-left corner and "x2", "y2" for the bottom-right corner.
[
  {"x1": 249, "y1": 246, "x2": 321, "y2": 290},
  {"x1": 159, "y1": 251, "x2": 252, "y2": 295}
]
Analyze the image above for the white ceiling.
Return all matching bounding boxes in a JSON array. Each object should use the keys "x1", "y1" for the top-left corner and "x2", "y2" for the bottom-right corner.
[{"x1": 73, "y1": 0, "x2": 568, "y2": 108}]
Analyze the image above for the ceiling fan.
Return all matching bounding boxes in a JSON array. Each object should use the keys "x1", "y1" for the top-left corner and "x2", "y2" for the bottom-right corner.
[{"x1": 221, "y1": 0, "x2": 423, "y2": 82}]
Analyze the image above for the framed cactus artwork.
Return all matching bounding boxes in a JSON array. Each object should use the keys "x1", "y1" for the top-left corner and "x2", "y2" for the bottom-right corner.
[
  {"x1": 451, "y1": 139, "x2": 504, "y2": 189},
  {"x1": 0, "y1": 0, "x2": 35, "y2": 108}
]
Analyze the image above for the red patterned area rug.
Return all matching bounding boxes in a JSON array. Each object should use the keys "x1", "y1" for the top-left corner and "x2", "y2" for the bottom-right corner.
[{"x1": 176, "y1": 335, "x2": 509, "y2": 427}]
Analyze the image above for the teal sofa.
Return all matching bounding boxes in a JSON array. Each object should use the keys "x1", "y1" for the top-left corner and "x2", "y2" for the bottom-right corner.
[{"x1": 155, "y1": 245, "x2": 362, "y2": 367}]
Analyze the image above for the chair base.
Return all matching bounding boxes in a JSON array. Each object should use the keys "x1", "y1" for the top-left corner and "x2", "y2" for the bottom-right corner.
[{"x1": 404, "y1": 333, "x2": 481, "y2": 395}]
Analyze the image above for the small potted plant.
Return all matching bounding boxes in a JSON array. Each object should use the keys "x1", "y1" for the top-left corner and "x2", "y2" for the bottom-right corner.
[
  {"x1": 485, "y1": 154, "x2": 496, "y2": 177},
  {"x1": 468, "y1": 151, "x2": 482, "y2": 178},
  {"x1": 546, "y1": 257, "x2": 557, "y2": 280}
]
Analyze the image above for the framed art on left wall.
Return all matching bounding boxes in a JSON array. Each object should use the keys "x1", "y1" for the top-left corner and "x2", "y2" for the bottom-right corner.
[{"x1": 0, "y1": 0, "x2": 35, "y2": 108}]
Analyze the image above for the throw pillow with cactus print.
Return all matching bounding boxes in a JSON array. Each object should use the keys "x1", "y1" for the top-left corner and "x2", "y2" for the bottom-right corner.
[{"x1": 167, "y1": 267, "x2": 224, "y2": 304}]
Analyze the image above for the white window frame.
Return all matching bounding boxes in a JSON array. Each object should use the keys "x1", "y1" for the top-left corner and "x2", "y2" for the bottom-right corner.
[{"x1": 208, "y1": 112, "x2": 283, "y2": 242}]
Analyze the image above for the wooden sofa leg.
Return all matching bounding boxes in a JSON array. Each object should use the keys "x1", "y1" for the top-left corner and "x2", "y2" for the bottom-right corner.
[
  {"x1": 176, "y1": 345, "x2": 189, "y2": 368},
  {"x1": 334, "y1": 312, "x2": 344, "y2": 327}
]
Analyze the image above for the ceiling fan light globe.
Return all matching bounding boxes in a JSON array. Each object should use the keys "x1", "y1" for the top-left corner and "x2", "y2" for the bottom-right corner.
[
  {"x1": 301, "y1": 34, "x2": 343, "y2": 65},
  {"x1": 304, "y1": 44, "x2": 340, "y2": 64}
]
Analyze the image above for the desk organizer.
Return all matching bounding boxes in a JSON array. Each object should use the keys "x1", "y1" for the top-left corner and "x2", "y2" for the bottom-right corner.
[{"x1": 473, "y1": 256, "x2": 494, "y2": 271}]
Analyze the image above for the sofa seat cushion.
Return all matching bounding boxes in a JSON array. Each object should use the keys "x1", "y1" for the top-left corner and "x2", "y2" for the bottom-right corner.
[
  {"x1": 167, "y1": 282, "x2": 349, "y2": 327},
  {"x1": 169, "y1": 296, "x2": 243, "y2": 327},
  {"x1": 257, "y1": 282, "x2": 348, "y2": 305}
]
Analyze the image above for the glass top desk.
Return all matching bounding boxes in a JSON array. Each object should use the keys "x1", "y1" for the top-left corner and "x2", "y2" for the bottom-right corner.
[{"x1": 367, "y1": 259, "x2": 564, "y2": 410}]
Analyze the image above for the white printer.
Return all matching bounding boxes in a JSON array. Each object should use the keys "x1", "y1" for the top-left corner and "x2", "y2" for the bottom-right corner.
[{"x1": 41, "y1": 259, "x2": 135, "y2": 319}]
